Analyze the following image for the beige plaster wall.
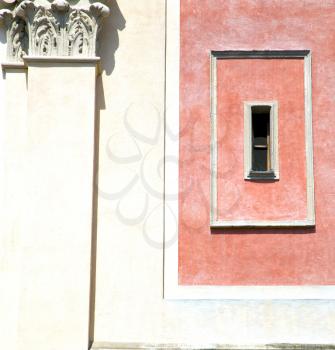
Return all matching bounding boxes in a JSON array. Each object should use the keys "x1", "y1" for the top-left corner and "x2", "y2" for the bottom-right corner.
[
  {"x1": 0, "y1": 0, "x2": 335, "y2": 349},
  {"x1": 17, "y1": 62, "x2": 97, "y2": 350},
  {"x1": 0, "y1": 67, "x2": 27, "y2": 350},
  {"x1": 0, "y1": 59, "x2": 97, "y2": 350},
  {"x1": 0, "y1": 15, "x2": 27, "y2": 345},
  {"x1": 94, "y1": 0, "x2": 167, "y2": 341},
  {"x1": 0, "y1": 24, "x2": 6, "y2": 222}
]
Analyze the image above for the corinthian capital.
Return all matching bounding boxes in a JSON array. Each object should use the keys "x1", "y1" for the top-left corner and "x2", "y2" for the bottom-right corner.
[{"x1": 0, "y1": 0, "x2": 110, "y2": 62}]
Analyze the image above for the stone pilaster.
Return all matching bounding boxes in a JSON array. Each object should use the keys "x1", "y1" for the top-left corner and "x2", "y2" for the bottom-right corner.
[{"x1": 0, "y1": 1, "x2": 109, "y2": 349}]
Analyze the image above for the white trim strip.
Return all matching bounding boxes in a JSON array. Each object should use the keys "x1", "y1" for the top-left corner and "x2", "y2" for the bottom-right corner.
[
  {"x1": 210, "y1": 52, "x2": 218, "y2": 224},
  {"x1": 1, "y1": 62, "x2": 27, "y2": 70},
  {"x1": 304, "y1": 52, "x2": 315, "y2": 223},
  {"x1": 23, "y1": 56, "x2": 100, "y2": 64},
  {"x1": 92, "y1": 342, "x2": 335, "y2": 350}
]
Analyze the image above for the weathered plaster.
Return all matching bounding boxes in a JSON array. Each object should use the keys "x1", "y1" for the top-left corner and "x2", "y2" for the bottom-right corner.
[
  {"x1": 0, "y1": 0, "x2": 335, "y2": 349},
  {"x1": 177, "y1": 0, "x2": 333, "y2": 286}
]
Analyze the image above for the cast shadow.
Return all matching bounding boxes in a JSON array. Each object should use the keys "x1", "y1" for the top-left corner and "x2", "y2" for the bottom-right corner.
[
  {"x1": 1, "y1": 27, "x2": 6, "y2": 79},
  {"x1": 211, "y1": 226, "x2": 316, "y2": 235},
  {"x1": 0, "y1": 26, "x2": 6, "y2": 44},
  {"x1": 88, "y1": 73, "x2": 106, "y2": 349},
  {"x1": 88, "y1": 0, "x2": 121, "y2": 344},
  {"x1": 97, "y1": 0, "x2": 126, "y2": 76}
]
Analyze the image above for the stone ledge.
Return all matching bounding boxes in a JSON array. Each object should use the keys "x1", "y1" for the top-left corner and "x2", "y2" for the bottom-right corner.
[{"x1": 91, "y1": 343, "x2": 335, "y2": 350}]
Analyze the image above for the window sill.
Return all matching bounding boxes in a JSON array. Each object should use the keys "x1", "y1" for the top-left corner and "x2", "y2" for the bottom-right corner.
[{"x1": 246, "y1": 170, "x2": 278, "y2": 181}]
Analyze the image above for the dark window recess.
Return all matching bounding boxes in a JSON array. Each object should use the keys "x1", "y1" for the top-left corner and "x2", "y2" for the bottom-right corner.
[{"x1": 249, "y1": 106, "x2": 275, "y2": 179}]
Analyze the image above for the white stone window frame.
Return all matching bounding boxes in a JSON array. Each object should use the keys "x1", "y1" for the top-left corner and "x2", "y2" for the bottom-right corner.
[
  {"x1": 244, "y1": 101, "x2": 279, "y2": 180},
  {"x1": 163, "y1": 0, "x2": 334, "y2": 300},
  {"x1": 210, "y1": 50, "x2": 315, "y2": 228}
]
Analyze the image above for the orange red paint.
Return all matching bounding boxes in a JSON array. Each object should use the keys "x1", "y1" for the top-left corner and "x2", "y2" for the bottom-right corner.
[{"x1": 179, "y1": 0, "x2": 335, "y2": 285}]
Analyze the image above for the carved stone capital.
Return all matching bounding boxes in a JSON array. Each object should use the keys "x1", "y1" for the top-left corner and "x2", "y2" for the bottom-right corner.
[{"x1": 0, "y1": 0, "x2": 110, "y2": 62}]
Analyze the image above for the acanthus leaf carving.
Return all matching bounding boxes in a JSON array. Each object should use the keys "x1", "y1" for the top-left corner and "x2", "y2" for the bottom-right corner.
[
  {"x1": 0, "y1": 8, "x2": 13, "y2": 26},
  {"x1": 67, "y1": 9, "x2": 92, "y2": 56},
  {"x1": 51, "y1": 0, "x2": 70, "y2": 13},
  {"x1": 8, "y1": 16, "x2": 28, "y2": 60},
  {"x1": 0, "y1": 0, "x2": 110, "y2": 62},
  {"x1": 1, "y1": 8, "x2": 28, "y2": 61},
  {"x1": 31, "y1": 7, "x2": 60, "y2": 56}
]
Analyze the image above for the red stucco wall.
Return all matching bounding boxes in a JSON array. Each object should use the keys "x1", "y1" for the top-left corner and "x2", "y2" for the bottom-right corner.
[
  {"x1": 179, "y1": 0, "x2": 335, "y2": 285},
  {"x1": 217, "y1": 58, "x2": 307, "y2": 221}
]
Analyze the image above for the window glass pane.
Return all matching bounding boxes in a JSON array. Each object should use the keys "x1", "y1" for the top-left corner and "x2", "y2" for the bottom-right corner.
[
  {"x1": 252, "y1": 147, "x2": 268, "y2": 171},
  {"x1": 252, "y1": 108, "x2": 270, "y2": 171}
]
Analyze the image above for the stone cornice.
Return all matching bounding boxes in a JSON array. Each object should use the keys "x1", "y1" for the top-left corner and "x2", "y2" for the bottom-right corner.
[{"x1": 0, "y1": 0, "x2": 110, "y2": 62}]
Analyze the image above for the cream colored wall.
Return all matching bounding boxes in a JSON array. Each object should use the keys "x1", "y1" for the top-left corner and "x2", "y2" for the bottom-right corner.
[
  {"x1": 16, "y1": 62, "x2": 97, "y2": 350},
  {"x1": 0, "y1": 20, "x2": 25, "y2": 348},
  {"x1": 0, "y1": 25, "x2": 6, "y2": 215},
  {"x1": 94, "y1": 0, "x2": 335, "y2": 347},
  {"x1": 0, "y1": 0, "x2": 335, "y2": 349},
  {"x1": 0, "y1": 59, "x2": 97, "y2": 350},
  {"x1": 0, "y1": 67, "x2": 27, "y2": 350},
  {"x1": 94, "y1": 0, "x2": 166, "y2": 342}
]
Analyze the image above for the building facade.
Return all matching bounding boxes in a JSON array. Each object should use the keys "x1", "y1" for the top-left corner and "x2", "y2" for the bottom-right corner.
[{"x1": 1, "y1": 1, "x2": 335, "y2": 349}]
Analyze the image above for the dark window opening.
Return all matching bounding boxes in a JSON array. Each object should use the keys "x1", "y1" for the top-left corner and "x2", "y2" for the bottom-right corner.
[
  {"x1": 252, "y1": 106, "x2": 270, "y2": 171},
  {"x1": 249, "y1": 106, "x2": 275, "y2": 179}
]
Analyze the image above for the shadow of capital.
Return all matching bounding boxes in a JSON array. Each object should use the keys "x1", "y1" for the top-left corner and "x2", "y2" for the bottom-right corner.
[
  {"x1": 97, "y1": 0, "x2": 126, "y2": 76},
  {"x1": 211, "y1": 226, "x2": 316, "y2": 235},
  {"x1": 0, "y1": 1, "x2": 10, "y2": 45},
  {"x1": 0, "y1": 27, "x2": 5, "y2": 44},
  {"x1": 89, "y1": 3, "x2": 124, "y2": 343}
]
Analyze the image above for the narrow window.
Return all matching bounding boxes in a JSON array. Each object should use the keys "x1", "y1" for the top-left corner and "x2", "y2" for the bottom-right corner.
[
  {"x1": 244, "y1": 102, "x2": 279, "y2": 180},
  {"x1": 252, "y1": 106, "x2": 271, "y2": 172}
]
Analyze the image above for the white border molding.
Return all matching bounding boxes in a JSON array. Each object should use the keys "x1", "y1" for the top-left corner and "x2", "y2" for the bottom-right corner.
[
  {"x1": 91, "y1": 342, "x2": 335, "y2": 350},
  {"x1": 210, "y1": 50, "x2": 315, "y2": 228},
  {"x1": 163, "y1": 6, "x2": 334, "y2": 299}
]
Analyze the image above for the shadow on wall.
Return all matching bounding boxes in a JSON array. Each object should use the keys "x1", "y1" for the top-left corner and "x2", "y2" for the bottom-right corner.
[
  {"x1": 0, "y1": 0, "x2": 13, "y2": 44},
  {"x1": 0, "y1": 26, "x2": 6, "y2": 44},
  {"x1": 211, "y1": 226, "x2": 316, "y2": 235},
  {"x1": 98, "y1": 0, "x2": 126, "y2": 76},
  {"x1": 88, "y1": 2, "x2": 124, "y2": 345}
]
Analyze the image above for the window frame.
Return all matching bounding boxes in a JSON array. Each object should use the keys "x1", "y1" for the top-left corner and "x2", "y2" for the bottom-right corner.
[
  {"x1": 209, "y1": 50, "x2": 315, "y2": 228},
  {"x1": 244, "y1": 101, "x2": 279, "y2": 180}
]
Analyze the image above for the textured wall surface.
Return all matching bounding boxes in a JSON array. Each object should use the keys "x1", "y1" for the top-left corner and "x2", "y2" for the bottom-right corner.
[
  {"x1": 179, "y1": 0, "x2": 335, "y2": 286},
  {"x1": 0, "y1": 25, "x2": 22, "y2": 350},
  {"x1": 217, "y1": 59, "x2": 306, "y2": 221},
  {"x1": 0, "y1": 0, "x2": 335, "y2": 349},
  {"x1": 94, "y1": 0, "x2": 335, "y2": 347}
]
